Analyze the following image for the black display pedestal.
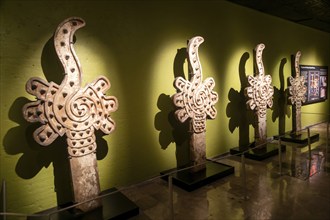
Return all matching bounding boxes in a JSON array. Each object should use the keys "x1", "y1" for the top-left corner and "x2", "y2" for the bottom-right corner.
[
  {"x1": 230, "y1": 142, "x2": 285, "y2": 161},
  {"x1": 274, "y1": 132, "x2": 319, "y2": 145},
  {"x1": 160, "y1": 160, "x2": 234, "y2": 192},
  {"x1": 28, "y1": 188, "x2": 139, "y2": 220}
]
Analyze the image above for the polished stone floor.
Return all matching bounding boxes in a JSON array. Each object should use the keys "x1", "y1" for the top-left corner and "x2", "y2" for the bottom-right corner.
[{"x1": 121, "y1": 124, "x2": 330, "y2": 220}]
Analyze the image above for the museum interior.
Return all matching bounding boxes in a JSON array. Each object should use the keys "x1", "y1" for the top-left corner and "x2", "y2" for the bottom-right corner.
[{"x1": 1, "y1": 0, "x2": 330, "y2": 219}]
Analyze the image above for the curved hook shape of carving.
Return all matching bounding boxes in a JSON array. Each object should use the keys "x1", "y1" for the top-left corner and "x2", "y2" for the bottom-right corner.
[
  {"x1": 187, "y1": 36, "x2": 204, "y2": 82},
  {"x1": 23, "y1": 17, "x2": 118, "y2": 157},
  {"x1": 172, "y1": 36, "x2": 218, "y2": 133},
  {"x1": 294, "y1": 51, "x2": 301, "y2": 77},
  {"x1": 254, "y1": 43, "x2": 265, "y2": 76},
  {"x1": 288, "y1": 51, "x2": 306, "y2": 107}
]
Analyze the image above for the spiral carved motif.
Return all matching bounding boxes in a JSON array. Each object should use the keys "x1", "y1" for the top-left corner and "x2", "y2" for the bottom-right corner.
[
  {"x1": 172, "y1": 36, "x2": 218, "y2": 133},
  {"x1": 23, "y1": 17, "x2": 118, "y2": 157},
  {"x1": 288, "y1": 51, "x2": 307, "y2": 108},
  {"x1": 245, "y1": 43, "x2": 274, "y2": 118}
]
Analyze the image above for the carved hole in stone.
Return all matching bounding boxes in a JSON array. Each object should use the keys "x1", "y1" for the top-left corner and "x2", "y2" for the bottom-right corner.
[
  {"x1": 87, "y1": 138, "x2": 91, "y2": 142},
  {"x1": 73, "y1": 150, "x2": 77, "y2": 154},
  {"x1": 73, "y1": 123, "x2": 78, "y2": 128},
  {"x1": 103, "y1": 124, "x2": 106, "y2": 129},
  {"x1": 57, "y1": 125, "x2": 62, "y2": 130},
  {"x1": 36, "y1": 110, "x2": 42, "y2": 116},
  {"x1": 46, "y1": 131, "x2": 52, "y2": 138},
  {"x1": 89, "y1": 91, "x2": 93, "y2": 96},
  {"x1": 62, "y1": 92, "x2": 67, "y2": 98},
  {"x1": 86, "y1": 130, "x2": 90, "y2": 134},
  {"x1": 98, "y1": 112, "x2": 102, "y2": 116},
  {"x1": 39, "y1": 136, "x2": 46, "y2": 142},
  {"x1": 82, "y1": 98, "x2": 86, "y2": 102},
  {"x1": 58, "y1": 105, "x2": 63, "y2": 110},
  {"x1": 73, "y1": 103, "x2": 78, "y2": 109},
  {"x1": 31, "y1": 84, "x2": 37, "y2": 90},
  {"x1": 40, "y1": 89, "x2": 46, "y2": 95},
  {"x1": 88, "y1": 146, "x2": 93, "y2": 151},
  {"x1": 70, "y1": 68, "x2": 75, "y2": 73},
  {"x1": 97, "y1": 100, "x2": 100, "y2": 105},
  {"x1": 70, "y1": 81, "x2": 74, "y2": 87},
  {"x1": 27, "y1": 111, "x2": 33, "y2": 118},
  {"x1": 97, "y1": 87, "x2": 101, "y2": 91},
  {"x1": 80, "y1": 149, "x2": 85, "y2": 154},
  {"x1": 108, "y1": 127, "x2": 112, "y2": 132},
  {"x1": 63, "y1": 29, "x2": 68, "y2": 34},
  {"x1": 48, "y1": 101, "x2": 53, "y2": 107},
  {"x1": 49, "y1": 113, "x2": 54, "y2": 119},
  {"x1": 62, "y1": 117, "x2": 67, "y2": 122},
  {"x1": 72, "y1": 132, "x2": 76, "y2": 137},
  {"x1": 79, "y1": 132, "x2": 83, "y2": 137},
  {"x1": 65, "y1": 55, "x2": 70, "y2": 60},
  {"x1": 72, "y1": 141, "x2": 76, "y2": 146},
  {"x1": 105, "y1": 104, "x2": 109, "y2": 109},
  {"x1": 72, "y1": 21, "x2": 77, "y2": 26},
  {"x1": 80, "y1": 140, "x2": 84, "y2": 145},
  {"x1": 101, "y1": 82, "x2": 105, "y2": 87},
  {"x1": 96, "y1": 120, "x2": 100, "y2": 124},
  {"x1": 60, "y1": 42, "x2": 65, "y2": 47},
  {"x1": 51, "y1": 90, "x2": 56, "y2": 95},
  {"x1": 84, "y1": 121, "x2": 88, "y2": 126}
]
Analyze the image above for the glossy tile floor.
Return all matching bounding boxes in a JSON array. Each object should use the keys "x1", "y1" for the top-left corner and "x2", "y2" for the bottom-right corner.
[{"x1": 121, "y1": 124, "x2": 330, "y2": 220}]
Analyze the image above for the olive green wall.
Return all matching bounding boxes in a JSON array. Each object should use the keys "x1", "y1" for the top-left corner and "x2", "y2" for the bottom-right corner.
[{"x1": 1, "y1": 0, "x2": 329, "y2": 214}]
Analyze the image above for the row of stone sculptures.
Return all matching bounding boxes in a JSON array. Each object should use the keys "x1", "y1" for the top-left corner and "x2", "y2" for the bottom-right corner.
[{"x1": 22, "y1": 17, "x2": 306, "y2": 212}]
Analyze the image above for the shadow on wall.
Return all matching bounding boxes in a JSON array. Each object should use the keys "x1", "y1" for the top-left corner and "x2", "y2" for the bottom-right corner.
[
  {"x1": 226, "y1": 52, "x2": 254, "y2": 149},
  {"x1": 272, "y1": 58, "x2": 291, "y2": 135},
  {"x1": 154, "y1": 47, "x2": 190, "y2": 168},
  {"x1": 3, "y1": 36, "x2": 109, "y2": 207}
]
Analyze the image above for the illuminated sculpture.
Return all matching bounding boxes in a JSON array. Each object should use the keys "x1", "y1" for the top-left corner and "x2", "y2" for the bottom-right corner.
[
  {"x1": 22, "y1": 17, "x2": 118, "y2": 212},
  {"x1": 245, "y1": 43, "x2": 274, "y2": 146},
  {"x1": 288, "y1": 51, "x2": 307, "y2": 134},
  {"x1": 172, "y1": 36, "x2": 218, "y2": 172}
]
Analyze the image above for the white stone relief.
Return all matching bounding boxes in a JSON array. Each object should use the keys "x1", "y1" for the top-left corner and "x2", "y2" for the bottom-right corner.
[
  {"x1": 245, "y1": 43, "x2": 274, "y2": 145},
  {"x1": 22, "y1": 17, "x2": 118, "y2": 211},
  {"x1": 172, "y1": 36, "x2": 218, "y2": 172},
  {"x1": 172, "y1": 36, "x2": 218, "y2": 133},
  {"x1": 288, "y1": 51, "x2": 306, "y2": 133}
]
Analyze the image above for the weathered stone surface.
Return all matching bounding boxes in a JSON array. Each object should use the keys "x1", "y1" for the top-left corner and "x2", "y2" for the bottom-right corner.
[
  {"x1": 22, "y1": 17, "x2": 118, "y2": 212},
  {"x1": 172, "y1": 36, "x2": 218, "y2": 172},
  {"x1": 288, "y1": 51, "x2": 307, "y2": 133},
  {"x1": 245, "y1": 44, "x2": 274, "y2": 146}
]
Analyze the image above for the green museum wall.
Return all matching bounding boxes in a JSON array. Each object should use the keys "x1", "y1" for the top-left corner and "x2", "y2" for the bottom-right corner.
[{"x1": 1, "y1": 0, "x2": 329, "y2": 214}]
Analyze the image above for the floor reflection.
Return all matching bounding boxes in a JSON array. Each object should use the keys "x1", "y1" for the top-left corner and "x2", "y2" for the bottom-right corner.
[{"x1": 122, "y1": 123, "x2": 330, "y2": 220}]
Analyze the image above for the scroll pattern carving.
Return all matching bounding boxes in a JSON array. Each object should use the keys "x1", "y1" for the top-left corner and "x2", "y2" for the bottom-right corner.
[
  {"x1": 245, "y1": 43, "x2": 274, "y2": 145},
  {"x1": 23, "y1": 17, "x2": 118, "y2": 157},
  {"x1": 172, "y1": 36, "x2": 218, "y2": 133},
  {"x1": 288, "y1": 51, "x2": 306, "y2": 108},
  {"x1": 22, "y1": 17, "x2": 118, "y2": 211},
  {"x1": 288, "y1": 51, "x2": 306, "y2": 133},
  {"x1": 245, "y1": 44, "x2": 274, "y2": 117}
]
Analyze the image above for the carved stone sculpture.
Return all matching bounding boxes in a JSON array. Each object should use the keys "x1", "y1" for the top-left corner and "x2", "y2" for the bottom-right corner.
[
  {"x1": 245, "y1": 44, "x2": 274, "y2": 146},
  {"x1": 22, "y1": 17, "x2": 118, "y2": 212},
  {"x1": 288, "y1": 51, "x2": 307, "y2": 134},
  {"x1": 172, "y1": 36, "x2": 218, "y2": 172}
]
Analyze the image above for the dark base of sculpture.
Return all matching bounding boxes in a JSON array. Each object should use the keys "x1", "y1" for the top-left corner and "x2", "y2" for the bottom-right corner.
[
  {"x1": 160, "y1": 160, "x2": 234, "y2": 192},
  {"x1": 28, "y1": 188, "x2": 139, "y2": 220},
  {"x1": 274, "y1": 132, "x2": 319, "y2": 146},
  {"x1": 230, "y1": 142, "x2": 286, "y2": 161}
]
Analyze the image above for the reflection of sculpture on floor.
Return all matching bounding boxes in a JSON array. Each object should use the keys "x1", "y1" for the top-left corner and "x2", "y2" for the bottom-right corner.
[
  {"x1": 288, "y1": 51, "x2": 307, "y2": 135},
  {"x1": 172, "y1": 36, "x2": 218, "y2": 172},
  {"x1": 245, "y1": 43, "x2": 274, "y2": 147},
  {"x1": 22, "y1": 17, "x2": 118, "y2": 212}
]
